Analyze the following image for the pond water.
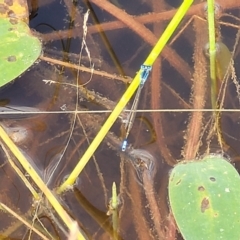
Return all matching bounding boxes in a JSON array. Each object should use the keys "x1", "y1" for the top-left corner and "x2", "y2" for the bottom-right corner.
[{"x1": 1, "y1": 0, "x2": 240, "y2": 239}]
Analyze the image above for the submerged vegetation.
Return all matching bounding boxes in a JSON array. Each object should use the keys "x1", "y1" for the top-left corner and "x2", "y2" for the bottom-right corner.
[{"x1": 1, "y1": 0, "x2": 240, "y2": 239}]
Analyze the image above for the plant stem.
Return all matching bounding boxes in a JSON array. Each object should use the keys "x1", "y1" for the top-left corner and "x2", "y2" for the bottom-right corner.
[
  {"x1": 207, "y1": 0, "x2": 217, "y2": 108},
  {"x1": 57, "y1": 0, "x2": 194, "y2": 193}
]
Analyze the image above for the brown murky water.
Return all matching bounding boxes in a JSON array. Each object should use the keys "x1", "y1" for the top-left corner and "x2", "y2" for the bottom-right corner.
[{"x1": 1, "y1": 0, "x2": 240, "y2": 239}]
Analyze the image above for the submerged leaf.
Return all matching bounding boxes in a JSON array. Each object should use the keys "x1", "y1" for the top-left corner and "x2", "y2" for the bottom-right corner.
[
  {"x1": 169, "y1": 155, "x2": 240, "y2": 240},
  {"x1": 216, "y1": 42, "x2": 232, "y2": 85},
  {"x1": 0, "y1": 17, "x2": 41, "y2": 87}
]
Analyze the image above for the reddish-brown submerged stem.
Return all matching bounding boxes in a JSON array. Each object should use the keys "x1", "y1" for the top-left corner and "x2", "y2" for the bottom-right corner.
[
  {"x1": 165, "y1": 212, "x2": 177, "y2": 240},
  {"x1": 42, "y1": 0, "x2": 192, "y2": 82},
  {"x1": 182, "y1": 19, "x2": 208, "y2": 160},
  {"x1": 151, "y1": 59, "x2": 176, "y2": 166},
  {"x1": 40, "y1": 56, "x2": 130, "y2": 82},
  {"x1": 142, "y1": 169, "x2": 165, "y2": 239},
  {"x1": 95, "y1": 0, "x2": 239, "y2": 31},
  {"x1": 150, "y1": 1, "x2": 177, "y2": 235},
  {"x1": 40, "y1": 0, "x2": 240, "y2": 42},
  {"x1": 127, "y1": 165, "x2": 152, "y2": 240},
  {"x1": 89, "y1": 0, "x2": 154, "y2": 44}
]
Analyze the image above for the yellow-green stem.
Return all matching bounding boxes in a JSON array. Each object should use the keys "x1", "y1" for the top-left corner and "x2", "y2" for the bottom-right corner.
[
  {"x1": 58, "y1": 0, "x2": 193, "y2": 193},
  {"x1": 0, "y1": 126, "x2": 86, "y2": 240},
  {"x1": 207, "y1": 0, "x2": 217, "y2": 108}
]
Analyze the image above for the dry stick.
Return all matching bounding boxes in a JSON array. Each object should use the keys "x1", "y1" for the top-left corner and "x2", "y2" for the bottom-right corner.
[
  {"x1": 63, "y1": 0, "x2": 103, "y2": 59},
  {"x1": 83, "y1": 0, "x2": 126, "y2": 77},
  {"x1": 40, "y1": 56, "x2": 130, "y2": 83},
  {"x1": 44, "y1": 48, "x2": 102, "y2": 69},
  {"x1": 182, "y1": 18, "x2": 208, "y2": 160},
  {"x1": 0, "y1": 203, "x2": 49, "y2": 240}
]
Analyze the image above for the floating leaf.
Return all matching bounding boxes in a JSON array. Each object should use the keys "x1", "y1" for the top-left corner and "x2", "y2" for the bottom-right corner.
[
  {"x1": 0, "y1": 0, "x2": 29, "y2": 23},
  {"x1": 169, "y1": 155, "x2": 240, "y2": 240},
  {"x1": 0, "y1": 17, "x2": 41, "y2": 87}
]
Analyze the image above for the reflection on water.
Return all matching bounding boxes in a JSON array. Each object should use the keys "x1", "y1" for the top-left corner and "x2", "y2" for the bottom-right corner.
[
  {"x1": 127, "y1": 148, "x2": 157, "y2": 183},
  {"x1": 0, "y1": 0, "x2": 240, "y2": 239}
]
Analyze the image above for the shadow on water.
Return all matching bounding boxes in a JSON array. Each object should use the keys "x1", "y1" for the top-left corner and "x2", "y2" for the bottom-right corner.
[{"x1": 1, "y1": 0, "x2": 240, "y2": 239}]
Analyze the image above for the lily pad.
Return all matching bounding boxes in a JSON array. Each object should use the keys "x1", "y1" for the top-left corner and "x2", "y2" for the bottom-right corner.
[
  {"x1": 169, "y1": 155, "x2": 240, "y2": 240},
  {"x1": 0, "y1": 17, "x2": 41, "y2": 87},
  {"x1": 0, "y1": 0, "x2": 29, "y2": 23}
]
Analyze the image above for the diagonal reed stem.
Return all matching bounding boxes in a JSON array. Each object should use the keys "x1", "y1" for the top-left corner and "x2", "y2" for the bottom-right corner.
[
  {"x1": 58, "y1": 0, "x2": 194, "y2": 193},
  {"x1": 207, "y1": 0, "x2": 217, "y2": 108}
]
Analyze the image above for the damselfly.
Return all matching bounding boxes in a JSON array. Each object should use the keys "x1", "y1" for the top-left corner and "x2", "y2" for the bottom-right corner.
[{"x1": 122, "y1": 65, "x2": 152, "y2": 151}]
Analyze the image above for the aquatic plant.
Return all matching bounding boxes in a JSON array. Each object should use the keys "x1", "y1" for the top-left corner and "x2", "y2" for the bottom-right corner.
[{"x1": 1, "y1": 0, "x2": 240, "y2": 239}]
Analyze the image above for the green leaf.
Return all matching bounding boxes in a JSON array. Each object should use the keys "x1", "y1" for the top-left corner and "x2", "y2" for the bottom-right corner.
[
  {"x1": 0, "y1": 0, "x2": 29, "y2": 23},
  {"x1": 0, "y1": 18, "x2": 41, "y2": 87},
  {"x1": 169, "y1": 155, "x2": 240, "y2": 240}
]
